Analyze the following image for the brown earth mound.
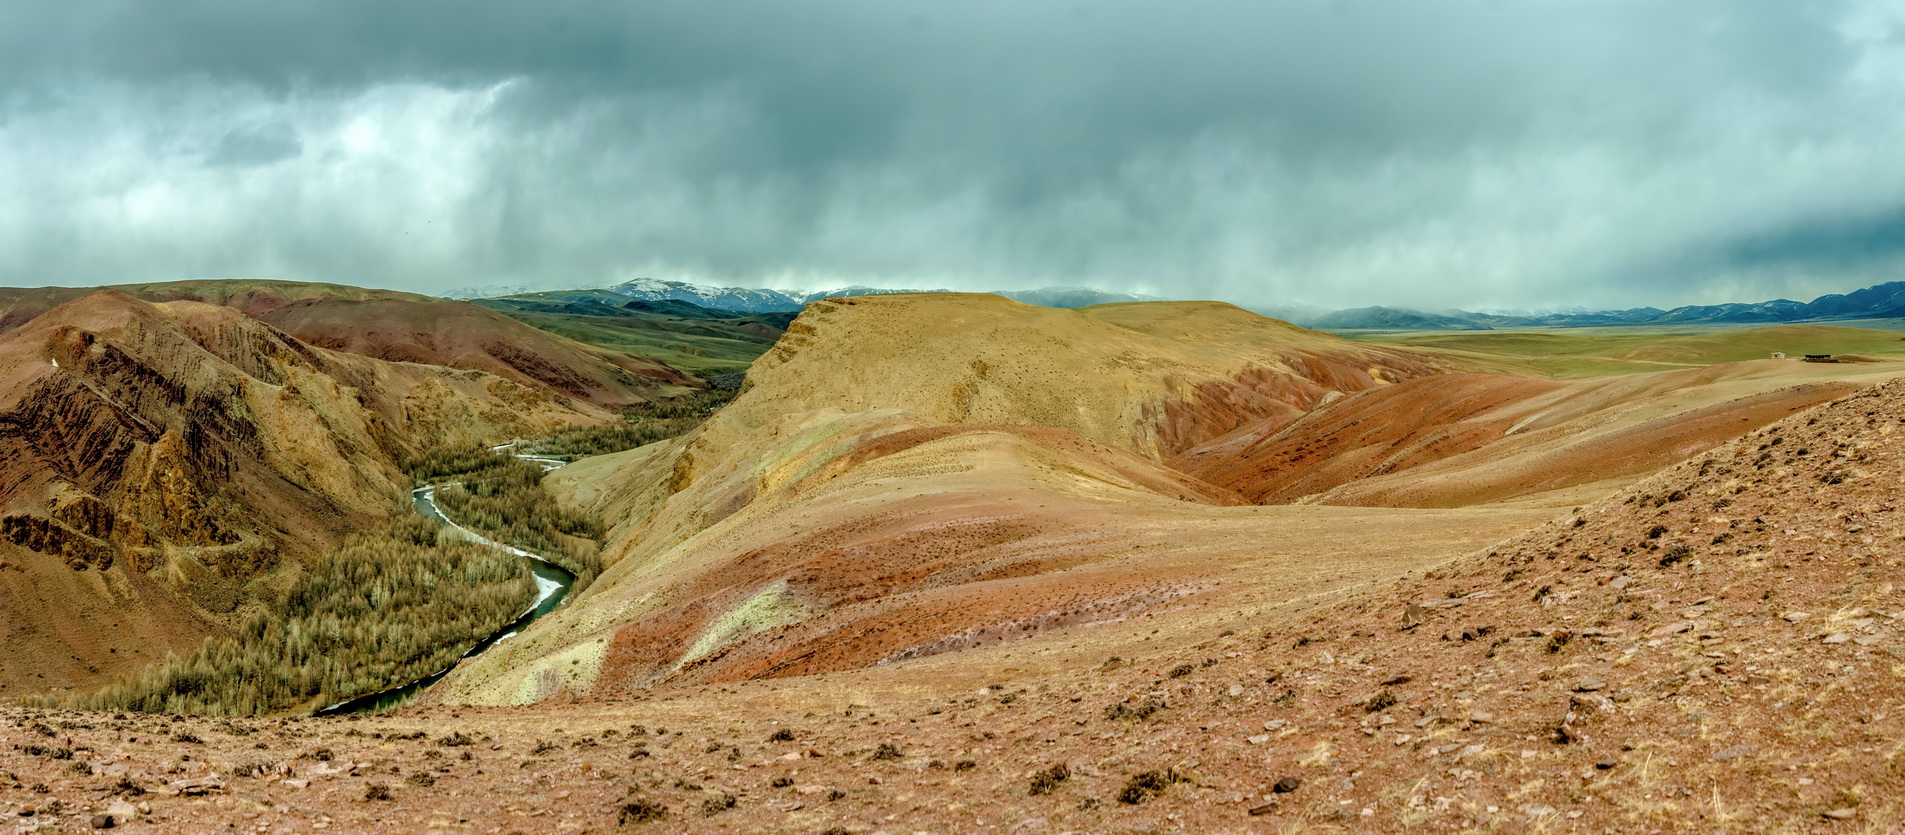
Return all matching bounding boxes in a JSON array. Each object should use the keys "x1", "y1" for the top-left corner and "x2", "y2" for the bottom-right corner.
[{"x1": 2, "y1": 281, "x2": 701, "y2": 409}]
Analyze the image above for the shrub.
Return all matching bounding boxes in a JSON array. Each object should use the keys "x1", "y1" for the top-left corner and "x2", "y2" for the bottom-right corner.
[
  {"x1": 1546, "y1": 630, "x2": 1575, "y2": 654},
  {"x1": 1104, "y1": 698, "x2": 1167, "y2": 722},
  {"x1": 618, "y1": 799, "x2": 667, "y2": 825},
  {"x1": 1028, "y1": 763, "x2": 1071, "y2": 796},
  {"x1": 700, "y1": 793, "x2": 737, "y2": 816},
  {"x1": 1658, "y1": 544, "x2": 1693, "y2": 567},
  {"x1": 1116, "y1": 769, "x2": 1185, "y2": 805}
]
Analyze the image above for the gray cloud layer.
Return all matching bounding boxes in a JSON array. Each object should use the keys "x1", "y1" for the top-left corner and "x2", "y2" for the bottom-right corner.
[{"x1": 1, "y1": 0, "x2": 1902, "y2": 309}]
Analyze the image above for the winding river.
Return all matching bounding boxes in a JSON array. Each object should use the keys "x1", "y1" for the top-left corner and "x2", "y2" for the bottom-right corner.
[{"x1": 313, "y1": 449, "x2": 576, "y2": 716}]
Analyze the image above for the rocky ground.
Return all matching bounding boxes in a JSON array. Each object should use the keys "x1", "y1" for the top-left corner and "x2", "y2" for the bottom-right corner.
[{"x1": 12, "y1": 381, "x2": 1905, "y2": 832}]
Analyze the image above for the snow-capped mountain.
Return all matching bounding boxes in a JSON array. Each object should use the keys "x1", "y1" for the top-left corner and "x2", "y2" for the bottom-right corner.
[
  {"x1": 441, "y1": 282, "x2": 543, "y2": 300},
  {"x1": 599, "y1": 280, "x2": 1161, "y2": 311},
  {"x1": 607, "y1": 278, "x2": 810, "y2": 312},
  {"x1": 994, "y1": 287, "x2": 1162, "y2": 308}
]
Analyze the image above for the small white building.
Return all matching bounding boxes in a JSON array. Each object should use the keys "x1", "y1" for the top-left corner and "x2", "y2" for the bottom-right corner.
[{"x1": 1770, "y1": 351, "x2": 1786, "y2": 359}]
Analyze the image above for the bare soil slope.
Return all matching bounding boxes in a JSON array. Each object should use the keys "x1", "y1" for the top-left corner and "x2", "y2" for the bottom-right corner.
[
  {"x1": 0, "y1": 291, "x2": 602, "y2": 698},
  {"x1": 434, "y1": 406, "x2": 1554, "y2": 706}
]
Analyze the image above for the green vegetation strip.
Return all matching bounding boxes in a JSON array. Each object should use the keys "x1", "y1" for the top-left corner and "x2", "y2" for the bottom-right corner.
[
  {"x1": 403, "y1": 445, "x2": 606, "y2": 589},
  {"x1": 66, "y1": 518, "x2": 535, "y2": 716}
]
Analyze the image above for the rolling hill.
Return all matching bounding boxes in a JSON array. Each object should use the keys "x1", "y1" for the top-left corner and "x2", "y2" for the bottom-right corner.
[
  {"x1": 426, "y1": 294, "x2": 1456, "y2": 701},
  {"x1": 1, "y1": 281, "x2": 703, "y2": 410},
  {"x1": 257, "y1": 298, "x2": 697, "y2": 409},
  {"x1": 0, "y1": 280, "x2": 436, "y2": 333}
]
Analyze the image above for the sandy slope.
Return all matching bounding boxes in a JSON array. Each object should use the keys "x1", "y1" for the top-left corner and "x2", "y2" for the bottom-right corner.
[{"x1": 706, "y1": 294, "x2": 1450, "y2": 460}]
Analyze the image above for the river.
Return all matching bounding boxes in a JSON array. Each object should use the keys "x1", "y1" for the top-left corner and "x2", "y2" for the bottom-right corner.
[{"x1": 312, "y1": 449, "x2": 576, "y2": 716}]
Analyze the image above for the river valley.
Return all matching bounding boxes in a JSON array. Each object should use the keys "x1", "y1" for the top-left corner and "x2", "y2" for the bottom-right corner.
[{"x1": 313, "y1": 452, "x2": 577, "y2": 716}]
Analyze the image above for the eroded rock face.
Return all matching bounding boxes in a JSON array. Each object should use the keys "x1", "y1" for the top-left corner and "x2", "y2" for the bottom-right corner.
[
  {"x1": 0, "y1": 290, "x2": 610, "y2": 695},
  {"x1": 0, "y1": 515, "x2": 111, "y2": 570}
]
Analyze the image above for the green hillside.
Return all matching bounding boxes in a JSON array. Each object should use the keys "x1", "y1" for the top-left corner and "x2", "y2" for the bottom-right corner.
[{"x1": 475, "y1": 297, "x2": 790, "y2": 376}]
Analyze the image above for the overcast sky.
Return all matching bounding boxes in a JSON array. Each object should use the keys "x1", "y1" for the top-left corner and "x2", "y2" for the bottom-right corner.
[{"x1": 2, "y1": 0, "x2": 1902, "y2": 310}]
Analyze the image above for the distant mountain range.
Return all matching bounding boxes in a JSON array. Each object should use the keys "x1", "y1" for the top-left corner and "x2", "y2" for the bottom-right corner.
[
  {"x1": 447, "y1": 279, "x2": 1160, "y2": 312},
  {"x1": 1292, "y1": 282, "x2": 1905, "y2": 330},
  {"x1": 448, "y1": 278, "x2": 1905, "y2": 330}
]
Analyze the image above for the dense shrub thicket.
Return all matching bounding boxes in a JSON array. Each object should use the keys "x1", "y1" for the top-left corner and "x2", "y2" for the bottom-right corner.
[
  {"x1": 432, "y1": 462, "x2": 603, "y2": 589},
  {"x1": 70, "y1": 517, "x2": 534, "y2": 716},
  {"x1": 516, "y1": 386, "x2": 738, "y2": 460},
  {"x1": 402, "y1": 443, "x2": 603, "y2": 588}
]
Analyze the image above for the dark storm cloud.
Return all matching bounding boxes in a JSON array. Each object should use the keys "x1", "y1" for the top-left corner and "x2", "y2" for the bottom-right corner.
[
  {"x1": 206, "y1": 122, "x2": 303, "y2": 168},
  {"x1": 1718, "y1": 205, "x2": 1905, "y2": 271},
  {"x1": 0, "y1": 0, "x2": 1900, "y2": 308}
]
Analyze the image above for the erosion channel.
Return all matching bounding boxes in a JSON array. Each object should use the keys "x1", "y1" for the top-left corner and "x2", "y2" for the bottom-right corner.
[{"x1": 313, "y1": 450, "x2": 575, "y2": 716}]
